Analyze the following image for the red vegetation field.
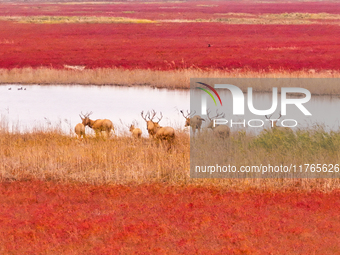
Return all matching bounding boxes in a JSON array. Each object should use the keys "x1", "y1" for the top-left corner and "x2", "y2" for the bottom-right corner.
[
  {"x1": 0, "y1": 20, "x2": 340, "y2": 71},
  {"x1": 0, "y1": 181, "x2": 340, "y2": 254},
  {"x1": 0, "y1": 1, "x2": 340, "y2": 71}
]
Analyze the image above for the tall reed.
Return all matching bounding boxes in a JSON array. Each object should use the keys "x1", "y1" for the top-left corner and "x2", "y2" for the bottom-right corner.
[{"x1": 1, "y1": 67, "x2": 340, "y2": 93}]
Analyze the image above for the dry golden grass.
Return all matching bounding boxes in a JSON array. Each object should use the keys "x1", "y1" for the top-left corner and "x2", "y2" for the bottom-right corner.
[
  {"x1": 1, "y1": 13, "x2": 339, "y2": 25},
  {"x1": 209, "y1": 13, "x2": 340, "y2": 25},
  {"x1": 0, "y1": 127, "x2": 190, "y2": 185},
  {"x1": 262, "y1": 12, "x2": 340, "y2": 20},
  {"x1": 0, "y1": 16, "x2": 156, "y2": 24},
  {"x1": 0, "y1": 124, "x2": 339, "y2": 192},
  {"x1": 1, "y1": 67, "x2": 340, "y2": 93}
]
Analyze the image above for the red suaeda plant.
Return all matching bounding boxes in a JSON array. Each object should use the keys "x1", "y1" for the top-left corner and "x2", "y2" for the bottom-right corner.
[
  {"x1": 0, "y1": 181, "x2": 340, "y2": 254},
  {"x1": 0, "y1": 20, "x2": 340, "y2": 71},
  {"x1": 0, "y1": 1, "x2": 340, "y2": 71}
]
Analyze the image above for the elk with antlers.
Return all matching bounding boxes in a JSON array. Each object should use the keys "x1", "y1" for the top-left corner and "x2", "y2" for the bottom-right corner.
[
  {"x1": 79, "y1": 112, "x2": 114, "y2": 138},
  {"x1": 180, "y1": 110, "x2": 205, "y2": 135},
  {"x1": 207, "y1": 109, "x2": 230, "y2": 138},
  {"x1": 141, "y1": 110, "x2": 162, "y2": 138},
  {"x1": 141, "y1": 110, "x2": 175, "y2": 143},
  {"x1": 265, "y1": 113, "x2": 293, "y2": 133}
]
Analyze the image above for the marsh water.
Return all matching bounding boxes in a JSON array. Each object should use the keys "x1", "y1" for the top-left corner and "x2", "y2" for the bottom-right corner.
[
  {"x1": 1, "y1": 84, "x2": 340, "y2": 136},
  {"x1": 0, "y1": 85, "x2": 189, "y2": 136}
]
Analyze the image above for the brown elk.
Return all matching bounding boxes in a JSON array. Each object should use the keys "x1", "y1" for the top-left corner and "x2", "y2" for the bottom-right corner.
[
  {"x1": 207, "y1": 110, "x2": 230, "y2": 139},
  {"x1": 141, "y1": 110, "x2": 162, "y2": 138},
  {"x1": 154, "y1": 126, "x2": 175, "y2": 142},
  {"x1": 129, "y1": 124, "x2": 142, "y2": 139},
  {"x1": 74, "y1": 123, "x2": 85, "y2": 139},
  {"x1": 265, "y1": 113, "x2": 293, "y2": 133},
  {"x1": 141, "y1": 110, "x2": 175, "y2": 142},
  {"x1": 80, "y1": 112, "x2": 114, "y2": 137},
  {"x1": 180, "y1": 110, "x2": 205, "y2": 135}
]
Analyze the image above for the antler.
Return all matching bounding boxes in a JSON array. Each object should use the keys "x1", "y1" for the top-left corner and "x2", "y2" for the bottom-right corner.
[
  {"x1": 141, "y1": 111, "x2": 149, "y2": 121},
  {"x1": 214, "y1": 110, "x2": 225, "y2": 119},
  {"x1": 206, "y1": 109, "x2": 212, "y2": 121},
  {"x1": 265, "y1": 113, "x2": 281, "y2": 120},
  {"x1": 150, "y1": 110, "x2": 157, "y2": 121},
  {"x1": 156, "y1": 112, "x2": 163, "y2": 123},
  {"x1": 140, "y1": 111, "x2": 147, "y2": 121},
  {"x1": 207, "y1": 109, "x2": 224, "y2": 121},
  {"x1": 180, "y1": 110, "x2": 190, "y2": 119},
  {"x1": 265, "y1": 113, "x2": 274, "y2": 120},
  {"x1": 190, "y1": 110, "x2": 196, "y2": 117},
  {"x1": 80, "y1": 111, "x2": 92, "y2": 118}
]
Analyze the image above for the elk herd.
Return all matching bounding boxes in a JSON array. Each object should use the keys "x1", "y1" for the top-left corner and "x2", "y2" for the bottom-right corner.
[
  {"x1": 75, "y1": 110, "x2": 176, "y2": 144},
  {"x1": 75, "y1": 109, "x2": 293, "y2": 142}
]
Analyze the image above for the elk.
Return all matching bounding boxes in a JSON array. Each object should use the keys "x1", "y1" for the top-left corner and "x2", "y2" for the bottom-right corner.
[
  {"x1": 154, "y1": 126, "x2": 175, "y2": 142},
  {"x1": 141, "y1": 110, "x2": 162, "y2": 138},
  {"x1": 207, "y1": 110, "x2": 230, "y2": 139},
  {"x1": 79, "y1": 112, "x2": 114, "y2": 137},
  {"x1": 74, "y1": 123, "x2": 85, "y2": 139},
  {"x1": 141, "y1": 110, "x2": 175, "y2": 143},
  {"x1": 180, "y1": 110, "x2": 205, "y2": 135},
  {"x1": 265, "y1": 113, "x2": 293, "y2": 133},
  {"x1": 129, "y1": 124, "x2": 142, "y2": 139}
]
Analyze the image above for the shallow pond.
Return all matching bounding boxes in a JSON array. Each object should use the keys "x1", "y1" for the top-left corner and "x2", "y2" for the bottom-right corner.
[
  {"x1": 1, "y1": 84, "x2": 340, "y2": 136},
  {"x1": 0, "y1": 85, "x2": 189, "y2": 136}
]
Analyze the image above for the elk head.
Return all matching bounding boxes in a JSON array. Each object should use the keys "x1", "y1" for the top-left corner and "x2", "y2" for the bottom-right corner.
[
  {"x1": 265, "y1": 112, "x2": 282, "y2": 128},
  {"x1": 79, "y1": 111, "x2": 93, "y2": 127},
  {"x1": 129, "y1": 124, "x2": 135, "y2": 133},
  {"x1": 207, "y1": 109, "x2": 225, "y2": 129},
  {"x1": 180, "y1": 110, "x2": 196, "y2": 127},
  {"x1": 141, "y1": 110, "x2": 162, "y2": 137}
]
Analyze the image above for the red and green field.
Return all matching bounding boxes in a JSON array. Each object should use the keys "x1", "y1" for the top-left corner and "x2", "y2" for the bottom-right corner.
[{"x1": 1, "y1": 1, "x2": 340, "y2": 253}]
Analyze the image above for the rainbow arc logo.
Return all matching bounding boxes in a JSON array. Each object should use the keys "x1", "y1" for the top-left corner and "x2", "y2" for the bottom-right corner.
[{"x1": 196, "y1": 82, "x2": 222, "y2": 106}]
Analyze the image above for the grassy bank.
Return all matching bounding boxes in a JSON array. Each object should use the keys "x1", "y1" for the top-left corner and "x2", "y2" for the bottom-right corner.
[
  {"x1": 192, "y1": 127, "x2": 340, "y2": 168},
  {"x1": 191, "y1": 127, "x2": 340, "y2": 190},
  {"x1": 1, "y1": 67, "x2": 340, "y2": 93},
  {"x1": 0, "y1": 129, "x2": 190, "y2": 185},
  {"x1": 1, "y1": 126, "x2": 340, "y2": 191}
]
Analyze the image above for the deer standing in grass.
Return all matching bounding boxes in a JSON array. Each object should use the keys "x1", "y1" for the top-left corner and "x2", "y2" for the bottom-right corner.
[
  {"x1": 207, "y1": 110, "x2": 230, "y2": 139},
  {"x1": 180, "y1": 110, "x2": 205, "y2": 135},
  {"x1": 129, "y1": 124, "x2": 142, "y2": 139},
  {"x1": 74, "y1": 123, "x2": 85, "y2": 139},
  {"x1": 141, "y1": 110, "x2": 175, "y2": 144},
  {"x1": 141, "y1": 110, "x2": 162, "y2": 138},
  {"x1": 80, "y1": 112, "x2": 114, "y2": 138},
  {"x1": 265, "y1": 113, "x2": 293, "y2": 133}
]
